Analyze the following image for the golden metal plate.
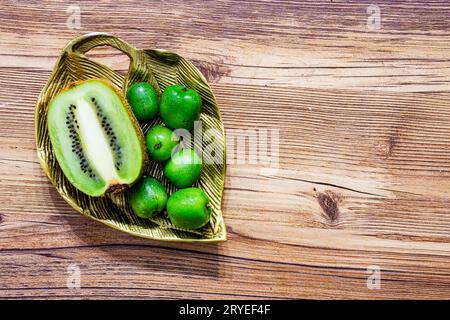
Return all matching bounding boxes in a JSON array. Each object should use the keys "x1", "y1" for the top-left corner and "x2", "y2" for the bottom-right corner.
[{"x1": 35, "y1": 33, "x2": 226, "y2": 242}]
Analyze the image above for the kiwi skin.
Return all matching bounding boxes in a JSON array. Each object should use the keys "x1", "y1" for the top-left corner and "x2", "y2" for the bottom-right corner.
[
  {"x1": 48, "y1": 79, "x2": 148, "y2": 195},
  {"x1": 108, "y1": 80, "x2": 148, "y2": 191}
]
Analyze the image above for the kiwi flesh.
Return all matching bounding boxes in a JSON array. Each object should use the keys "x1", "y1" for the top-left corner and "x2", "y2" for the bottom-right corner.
[{"x1": 47, "y1": 79, "x2": 146, "y2": 197}]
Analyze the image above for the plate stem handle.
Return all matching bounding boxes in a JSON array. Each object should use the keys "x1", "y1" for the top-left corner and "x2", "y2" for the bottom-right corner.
[
  {"x1": 64, "y1": 32, "x2": 137, "y2": 59},
  {"x1": 63, "y1": 32, "x2": 160, "y2": 93}
]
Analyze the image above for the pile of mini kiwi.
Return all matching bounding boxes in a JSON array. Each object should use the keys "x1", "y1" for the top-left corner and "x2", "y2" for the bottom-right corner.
[
  {"x1": 46, "y1": 79, "x2": 211, "y2": 230},
  {"x1": 126, "y1": 82, "x2": 210, "y2": 230}
]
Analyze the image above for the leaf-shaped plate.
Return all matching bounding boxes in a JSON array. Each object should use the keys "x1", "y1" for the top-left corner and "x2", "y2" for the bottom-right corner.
[{"x1": 35, "y1": 33, "x2": 226, "y2": 242}]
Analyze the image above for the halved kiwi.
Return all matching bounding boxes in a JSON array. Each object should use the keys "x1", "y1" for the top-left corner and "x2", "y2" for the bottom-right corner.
[{"x1": 47, "y1": 79, "x2": 146, "y2": 197}]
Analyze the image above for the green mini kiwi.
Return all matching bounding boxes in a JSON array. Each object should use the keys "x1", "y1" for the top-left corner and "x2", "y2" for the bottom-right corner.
[{"x1": 47, "y1": 79, "x2": 146, "y2": 197}]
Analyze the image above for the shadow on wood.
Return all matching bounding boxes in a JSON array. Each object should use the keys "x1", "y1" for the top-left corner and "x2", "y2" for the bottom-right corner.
[{"x1": 46, "y1": 185, "x2": 223, "y2": 279}]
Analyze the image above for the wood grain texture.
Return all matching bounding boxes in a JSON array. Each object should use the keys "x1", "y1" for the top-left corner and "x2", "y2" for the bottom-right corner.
[{"x1": 1, "y1": 0, "x2": 450, "y2": 299}]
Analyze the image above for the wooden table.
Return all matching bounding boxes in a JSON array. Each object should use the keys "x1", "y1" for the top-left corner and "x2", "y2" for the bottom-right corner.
[{"x1": 1, "y1": 0, "x2": 450, "y2": 299}]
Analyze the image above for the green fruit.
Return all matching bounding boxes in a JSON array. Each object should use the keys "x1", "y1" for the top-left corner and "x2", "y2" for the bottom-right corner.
[
  {"x1": 47, "y1": 79, "x2": 146, "y2": 197},
  {"x1": 167, "y1": 188, "x2": 211, "y2": 229},
  {"x1": 128, "y1": 177, "x2": 168, "y2": 219},
  {"x1": 126, "y1": 82, "x2": 159, "y2": 121},
  {"x1": 145, "y1": 125, "x2": 179, "y2": 162},
  {"x1": 163, "y1": 148, "x2": 202, "y2": 188},
  {"x1": 159, "y1": 84, "x2": 202, "y2": 130}
]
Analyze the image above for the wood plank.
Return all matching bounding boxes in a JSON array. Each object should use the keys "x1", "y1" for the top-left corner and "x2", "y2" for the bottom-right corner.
[
  {"x1": 2, "y1": 0, "x2": 450, "y2": 299},
  {"x1": 2, "y1": 68, "x2": 450, "y2": 298},
  {"x1": 1, "y1": 1, "x2": 450, "y2": 91}
]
